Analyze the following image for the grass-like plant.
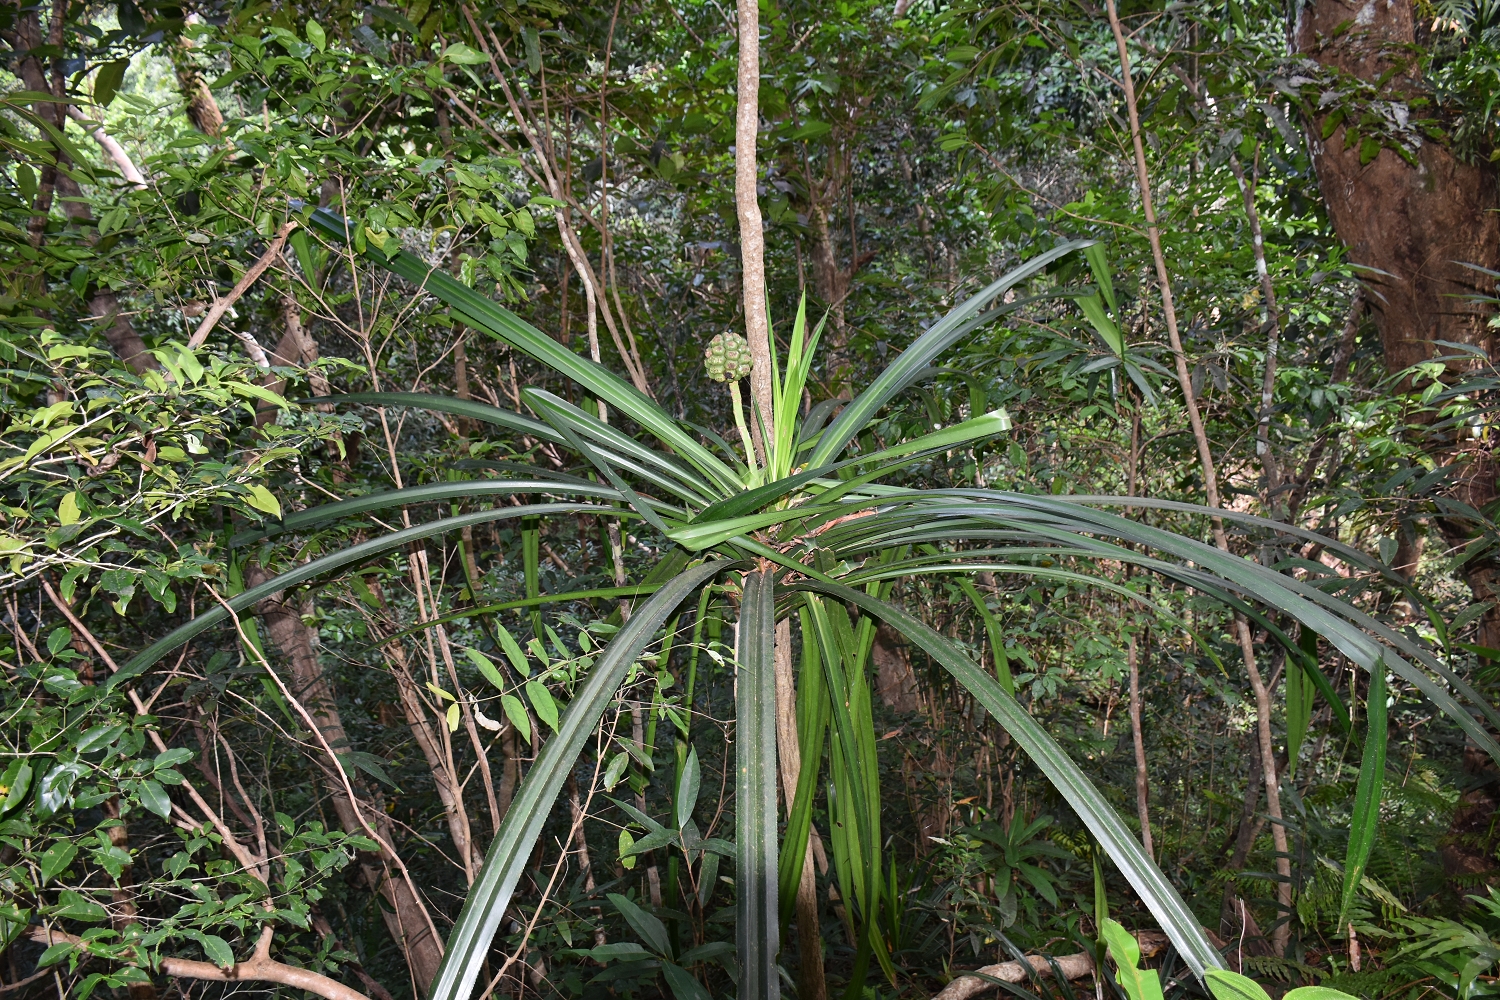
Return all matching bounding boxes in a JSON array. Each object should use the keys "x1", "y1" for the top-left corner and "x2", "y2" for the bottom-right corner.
[{"x1": 114, "y1": 208, "x2": 1500, "y2": 1000}]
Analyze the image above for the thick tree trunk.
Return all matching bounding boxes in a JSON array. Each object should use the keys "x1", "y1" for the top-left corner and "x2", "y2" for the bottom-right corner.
[
  {"x1": 1297, "y1": 0, "x2": 1500, "y2": 650},
  {"x1": 1296, "y1": 0, "x2": 1500, "y2": 373}
]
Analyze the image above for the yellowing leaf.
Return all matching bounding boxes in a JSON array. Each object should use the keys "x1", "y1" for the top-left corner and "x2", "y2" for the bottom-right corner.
[
  {"x1": 445, "y1": 703, "x2": 461, "y2": 733},
  {"x1": 618, "y1": 829, "x2": 637, "y2": 869},
  {"x1": 57, "y1": 492, "x2": 80, "y2": 526},
  {"x1": 242, "y1": 484, "x2": 282, "y2": 518}
]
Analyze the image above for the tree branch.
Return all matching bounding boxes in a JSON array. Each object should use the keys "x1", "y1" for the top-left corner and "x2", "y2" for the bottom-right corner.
[
  {"x1": 26, "y1": 928, "x2": 370, "y2": 1000},
  {"x1": 188, "y1": 220, "x2": 297, "y2": 349},
  {"x1": 66, "y1": 107, "x2": 147, "y2": 188}
]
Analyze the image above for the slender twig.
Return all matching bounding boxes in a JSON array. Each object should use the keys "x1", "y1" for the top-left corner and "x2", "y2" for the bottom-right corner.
[
  {"x1": 1103, "y1": 0, "x2": 1293, "y2": 949},
  {"x1": 188, "y1": 220, "x2": 298, "y2": 348}
]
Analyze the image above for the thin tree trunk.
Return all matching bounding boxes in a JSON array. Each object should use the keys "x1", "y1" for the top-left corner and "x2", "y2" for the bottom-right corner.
[
  {"x1": 1104, "y1": 0, "x2": 1292, "y2": 951},
  {"x1": 808, "y1": 195, "x2": 848, "y2": 367},
  {"x1": 774, "y1": 619, "x2": 827, "y2": 1000},
  {"x1": 247, "y1": 568, "x2": 446, "y2": 993},
  {"x1": 1125, "y1": 406, "x2": 1152, "y2": 857},
  {"x1": 568, "y1": 774, "x2": 608, "y2": 948},
  {"x1": 1127, "y1": 635, "x2": 1152, "y2": 857},
  {"x1": 736, "y1": 0, "x2": 773, "y2": 463}
]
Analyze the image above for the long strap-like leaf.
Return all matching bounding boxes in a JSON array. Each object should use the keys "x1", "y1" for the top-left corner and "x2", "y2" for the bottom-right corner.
[
  {"x1": 308, "y1": 391, "x2": 565, "y2": 443},
  {"x1": 791, "y1": 580, "x2": 1224, "y2": 980},
  {"x1": 307, "y1": 209, "x2": 743, "y2": 496},
  {"x1": 807, "y1": 240, "x2": 1089, "y2": 468},
  {"x1": 110, "y1": 504, "x2": 608, "y2": 688},
  {"x1": 820, "y1": 494, "x2": 1500, "y2": 763},
  {"x1": 427, "y1": 559, "x2": 725, "y2": 1000},
  {"x1": 230, "y1": 480, "x2": 625, "y2": 545},
  {"x1": 779, "y1": 608, "x2": 830, "y2": 926},
  {"x1": 736, "y1": 570, "x2": 781, "y2": 1000},
  {"x1": 1338, "y1": 663, "x2": 1388, "y2": 930}
]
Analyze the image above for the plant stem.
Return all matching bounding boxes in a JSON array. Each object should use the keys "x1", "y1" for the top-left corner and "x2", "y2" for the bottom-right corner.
[
  {"x1": 1104, "y1": 0, "x2": 1292, "y2": 951},
  {"x1": 735, "y1": 0, "x2": 773, "y2": 465},
  {"x1": 1128, "y1": 635, "x2": 1153, "y2": 858},
  {"x1": 730, "y1": 380, "x2": 760, "y2": 479},
  {"x1": 775, "y1": 617, "x2": 827, "y2": 1000}
]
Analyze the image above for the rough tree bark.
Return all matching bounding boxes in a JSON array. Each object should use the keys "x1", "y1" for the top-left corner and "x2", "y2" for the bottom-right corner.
[{"x1": 1296, "y1": 0, "x2": 1500, "y2": 651}]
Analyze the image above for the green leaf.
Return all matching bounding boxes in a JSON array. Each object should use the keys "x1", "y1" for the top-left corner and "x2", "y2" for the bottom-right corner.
[
  {"x1": 609, "y1": 893, "x2": 672, "y2": 957},
  {"x1": 500, "y1": 695, "x2": 531, "y2": 745},
  {"x1": 676, "y1": 746, "x2": 700, "y2": 831},
  {"x1": 1103, "y1": 918, "x2": 1165, "y2": 1000},
  {"x1": 58, "y1": 491, "x2": 81, "y2": 526},
  {"x1": 154, "y1": 748, "x2": 193, "y2": 769},
  {"x1": 790, "y1": 120, "x2": 831, "y2": 140},
  {"x1": 0, "y1": 761, "x2": 33, "y2": 815},
  {"x1": 51, "y1": 889, "x2": 107, "y2": 923},
  {"x1": 305, "y1": 19, "x2": 326, "y2": 50},
  {"x1": 1285, "y1": 630, "x2": 1318, "y2": 777},
  {"x1": 443, "y1": 42, "x2": 490, "y2": 64},
  {"x1": 735, "y1": 569, "x2": 780, "y2": 999},
  {"x1": 466, "y1": 648, "x2": 507, "y2": 691},
  {"x1": 1283, "y1": 988, "x2": 1361, "y2": 1000},
  {"x1": 37, "y1": 942, "x2": 73, "y2": 968},
  {"x1": 779, "y1": 609, "x2": 830, "y2": 926},
  {"x1": 195, "y1": 932, "x2": 235, "y2": 969},
  {"x1": 232, "y1": 478, "x2": 621, "y2": 546},
  {"x1": 1078, "y1": 294, "x2": 1125, "y2": 356},
  {"x1": 39, "y1": 840, "x2": 78, "y2": 884},
  {"x1": 307, "y1": 210, "x2": 741, "y2": 495},
  {"x1": 310, "y1": 392, "x2": 565, "y2": 444},
  {"x1": 591, "y1": 942, "x2": 650, "y2": 962},
  {"x1": 1205, "y1": 969, "x2": 1274, "y2": 1000},
  {"x1": 794, "y1": 579, "x2": 1223, "y2": 979},
  {"x1": 242, "y1": 484, "x2": 282, "y2": 518},
  {"x1": 808, "y1": 240, "x2": 1089, "y2": 468},
  {"x1": 522, "y1": 25, "x2": 541, "y2": 73},
  {"x1": 495, "y1": 623, "x2": 530, "y2": 677},
  {"x1": 619, "y1": 828, "x2": 637, "y2": 869},
  {"x1": 525, "y1": 680, "x2": 559, "y2": 733},
  {"x1": 93, "y1": 59, "x2": 129, "y2": 107},
  {"x1": 137, "y1": 779, "x2": 171, "y2": 819},
  {"x1": 1083, "y1": 242, "x2": 1118, "y2": 316},
  {"x1": 1339, "y1": 663, "x2": 1388, "y2": 929},
  {"x1": 662, "y1": 962, "x2": 712, "y2": 1000},
  {"x1": 423, "y1": 561, "x2": 723, "y2": 1000},
  {"x1": 698, "y1": 852, "x2": 720, "y2": 907},
  {"x1": 604, "y1": 752, "x2": 629, "y2": 791}
]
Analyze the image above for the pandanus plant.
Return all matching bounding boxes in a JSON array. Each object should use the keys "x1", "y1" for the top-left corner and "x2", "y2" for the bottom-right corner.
[{"x1": 113, "y1": 209, "x2": 1500, "y2": 1000}]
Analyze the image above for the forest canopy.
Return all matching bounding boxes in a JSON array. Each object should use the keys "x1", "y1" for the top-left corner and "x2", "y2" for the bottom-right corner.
[{"x1": 1, "y1": 1, "x2": 1499, "y2": 1000}]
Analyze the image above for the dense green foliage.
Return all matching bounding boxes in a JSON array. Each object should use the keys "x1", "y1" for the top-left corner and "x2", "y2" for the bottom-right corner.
[{"x1": 2, "y1": 2, "x2": 1499, "y2": 1000}]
